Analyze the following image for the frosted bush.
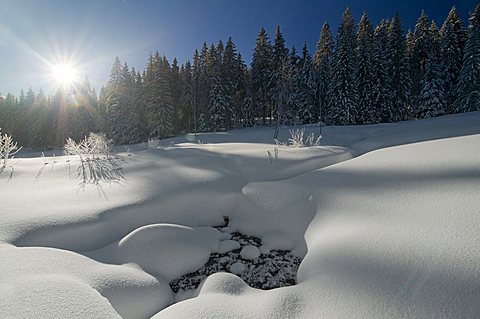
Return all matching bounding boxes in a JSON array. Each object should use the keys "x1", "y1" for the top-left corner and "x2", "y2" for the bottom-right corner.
[
  {"x1": 65, "y1": 133, "x2": 112, "y2": 160},
  {"x1": 147, "y1": 138, "x2": 160, "y2": 149},
  {"x1": 287, "y1": 128, "x2": 322, "y2": 148},
  {"x1": 64, "y1": 133, "x2": 122, "y2": 187},
  {"x1": 0, "y1": 129, "x2": 22, "y2": 174}
]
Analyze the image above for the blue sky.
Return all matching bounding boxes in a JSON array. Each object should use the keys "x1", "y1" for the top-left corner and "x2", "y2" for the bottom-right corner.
[{"x1": 0, "y1": 0, "x2": 475, "y2": 95}]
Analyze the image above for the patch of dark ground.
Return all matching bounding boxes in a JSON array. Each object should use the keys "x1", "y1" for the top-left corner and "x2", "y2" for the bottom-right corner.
[{"x1": 169, "y1": 217, "x2": 302, "y2": 294}]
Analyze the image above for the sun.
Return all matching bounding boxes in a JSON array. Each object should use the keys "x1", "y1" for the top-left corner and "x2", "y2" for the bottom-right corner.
[{"x1": 50, "y1": 63, "x2": 79, "y2": 87}]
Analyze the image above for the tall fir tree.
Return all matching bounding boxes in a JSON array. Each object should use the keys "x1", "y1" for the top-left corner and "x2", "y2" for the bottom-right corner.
[
  {"x1": 270, "y1": 26, "x2": 289, "y2": 123},
  {"x1": 418, "y1": 54, "x2": 445, "y2": 118},
  {"x1": 170, "y1": 58, "x2": 181, "y2": 132},
  {"x1": 386, "y1": 12, "x2": 411, "y2": 121},
  {"x1": 411, "y1": 11, "x2": 433, "y2": 113},
  {"x1": 251, "y1": 27, "x2": 273, "y2": 124},
  {"x1": 144, "y1": 52, "x2": 174, "y2": 138},
  {"x1": 372, "y1": 20, "x2": 392, "y2": 123},
  {"x1": 297, "y1": 43, "x2": 317, "y2": 124},
  {"x1": 105, "y1": 57, "x2": 141, "y2": 144},
  {"x1": 453, "y1": 4, "x2": 480, "y2": 113},
  {"x1": 314, "y1": 22, "x2": 334, "y2": 123},
  {"x1": 355, "y1": 13, "x2": 375, "y2": 124},
  {"x1": 180, "y1": 61, "x2": 194, "y2": 132},
  {"x1": 440, "y1": 6, "x2": 467, "y2": 113},
  {"x1": 328, "y1": 7, "x2": 357, "y2": 125}
]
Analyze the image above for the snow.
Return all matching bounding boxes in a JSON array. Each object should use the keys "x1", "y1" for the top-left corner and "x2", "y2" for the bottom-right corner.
[
  {"x1": 240, "y1": 245, "x2": 261, "y2": 260},
  {"x1": 1, "y1": 111, "x2": 480, "y2": 318},
  {"x1": 217, "y1": 240, "x2": 241, "y2": 254},
  {"x1": 229, "y1": 262, "x2": 246, "y2": 274}
]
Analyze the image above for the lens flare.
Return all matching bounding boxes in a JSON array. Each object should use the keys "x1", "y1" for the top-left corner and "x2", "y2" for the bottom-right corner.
[{"x1": 50, "y1": 63, "x2": 78, "y2": 87}]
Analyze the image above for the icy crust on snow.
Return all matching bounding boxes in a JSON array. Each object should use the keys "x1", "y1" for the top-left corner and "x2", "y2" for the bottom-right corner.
[{"x1": 1, "y1": 112, "x2": 480, "y2": 318}]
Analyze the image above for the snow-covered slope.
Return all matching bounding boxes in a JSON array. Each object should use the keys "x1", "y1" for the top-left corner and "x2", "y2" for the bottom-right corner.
[{"x1": 1, "y1": 112, "x2": 479, "y2": 318}]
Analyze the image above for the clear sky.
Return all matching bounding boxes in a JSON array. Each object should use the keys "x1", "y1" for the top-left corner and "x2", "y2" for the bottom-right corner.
[{"x1": 0, "y1": 0, "x2": 475, "y2": 95}]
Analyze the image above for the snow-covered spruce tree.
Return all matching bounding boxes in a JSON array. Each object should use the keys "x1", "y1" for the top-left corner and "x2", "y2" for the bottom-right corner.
[
  {"x1": 297, "y1": 43, "x2": 317, "y2": 124},
  {"x1": 251, "y1": 27, "x2": 273, "y2": 124},
  {"x1": 453, "y1": 4, "x2": 480, "y2": 113},
  {"x1": 105, "y1": 57, "x2": 141, "y2": 145},
  {"x1": 371, "y1": 20, "x2": 391, "y2": 123},
  {"x1": 270, "y1": 26, "x2": 289, "y2": 124},
  {"x1": 418, "y1": 54, "x2": 445, "y2": 118},
  {"x1": 233, "y1": 53, "x2": 248, "y2": 126},
  {"x1": 440, "y1": 6, "x2": 467, "y2": 114},
  {"x1": 223, "y1": 37, "x2": 245, "y2": 128},
  {"x1": 208, "y1": 44, "x2": 232, "y2": 131},
  {"x1": 314, "y1": 22, "x2": 334, "y2": 123},
  {"x1": 196, "y1": 43, "x2": 212, "y2": 132},
  {"x1": 191, "y1": 49, "x2": 201, "y2": 133},
  {"x1": 327, "y1": 7, "x2": 357, "y2": 125},
  {"x1": 386, "y1": 12, "x2": 411, "y2": 122},
  {"x1": 430, "y1": 21, "x2": 441, "y2": 60},
  {"x1": 170, "y1": 58, "x2": 182, "y2": 132},
  {"x1": 411, "y1": 11, "x2": 433, "y2": 114},
  {"x1": 133, "y1": 69, "x2": 148, "y2": 140},
  {"x1": 242, "y1": 69, "x2": 255, "y2": 127},
  {"x1": 180, "y1": 61, "x2": 194, "y2": 132},
  {"x1": 144, "y1": 52, "x2": 174, "y2": 138},
  {"x1": 282, "y1": 47, "x2": 301, "y2": 125},
  {"x1": 355, "y1": 13, "x2": 375, "y2": 124}
]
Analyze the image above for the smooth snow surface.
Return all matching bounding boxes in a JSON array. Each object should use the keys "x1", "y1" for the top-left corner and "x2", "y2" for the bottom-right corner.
[{"x1": 1, "y1": 111, "x2": 480, "y2": 318}]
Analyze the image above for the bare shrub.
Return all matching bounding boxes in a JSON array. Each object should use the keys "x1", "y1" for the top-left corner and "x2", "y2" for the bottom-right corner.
[
  {"x1": 65, "y1": 133, "x2": 123, "y2": 188},
  {"x1": 267, "y1": 145, "x2": 279, "y2": 164},
  {"x1": 287, "y1": 128, "x2": 322, "y2": 148},
  {"x1": 147, "y1": 138, "x2": 160, "y2": 149},
  {"x1": 0, "y1": 129, "x2": 22, "y2": 175}
]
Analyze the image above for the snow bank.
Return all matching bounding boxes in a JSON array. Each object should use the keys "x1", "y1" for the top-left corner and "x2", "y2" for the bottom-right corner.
[
  {"x1": 88, "y1": 224, "x2": 221, "y2": 281},
  {"x1": 2, "y1": 111, "x2": 480, "y2": 318}
]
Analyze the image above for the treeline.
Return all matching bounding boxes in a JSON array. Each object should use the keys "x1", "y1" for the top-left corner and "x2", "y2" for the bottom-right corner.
[{"x1": 1, "y1": 5, "x2": 479, "y2": 148}]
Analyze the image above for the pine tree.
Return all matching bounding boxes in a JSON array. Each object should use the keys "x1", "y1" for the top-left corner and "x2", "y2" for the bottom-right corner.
[
  {"x1": 418, "y1": 55, "x2": 445, "y2": 118},
  {"x1": 372, "y1": 20, "x2": 392, "y2": 123},
  {"x1": 411, "y1": 11, "x2": 433, "y2": 112},
  {"x1": 170, "y1": 58, "x2": 181, "y2": 132},
  {"x1": 223, "y1": 37, "x2": 243, "y2": 128},
  {"x1": 328, "y1": 8, "x2": 357, "y2": 125},
  {"x1": 270, "y1": 26, "x2": 289, "y2": 123},
  {"x1": 105, "y1": 57, "x2": 140, "y2": 144},
  {"x1": 453, "y1": 4, "x2": 480, "y2": 113},
  {"x1": 282, "y1": 47, "x2": 301, "y2": 125},
  {"x1": 386, "y1": 12, "x2": 411, "y2": 121},
  {"x1": 251, "y1": 27, "x2": 273, "y2": 124},
  {"x1": 180, "y1": 61, "x2": 194, "y2": 132},
  {"x1": 208, "y1": 43, "x2": 231, "y2": 131},
  {"x1": 440, "y1": 6, "x2": 467, "y2": 113},
  {"x1": 314, "y1": 22, "x2": 334, "y2": 123},
  {"x1": 430, "y1": 21, "x2": 441, "y2": 60},
  {"x1": 144, "y1": 52, "x2": 174, "y2": 138},
  {"x1": 297, "y1": 43, "x2": 317, "y2": 124},
  {"x1": 355, "y1": 13, "x2": 375, "y2": 124}
]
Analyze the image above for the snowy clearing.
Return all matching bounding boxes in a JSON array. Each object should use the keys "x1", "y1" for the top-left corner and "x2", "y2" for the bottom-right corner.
[{"x1": 1, "y1": 112, "x2": 480, "y2": 318}]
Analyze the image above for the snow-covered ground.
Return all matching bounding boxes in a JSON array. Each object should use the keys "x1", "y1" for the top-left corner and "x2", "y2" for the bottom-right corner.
[{"x1": 1, "y1": 112, "x2": 480, "y2": 318}]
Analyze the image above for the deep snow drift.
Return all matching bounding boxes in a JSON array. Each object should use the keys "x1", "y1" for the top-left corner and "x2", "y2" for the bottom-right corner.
[{"x1": 1, "y1": 112, "x2": 480, "y2": 318}]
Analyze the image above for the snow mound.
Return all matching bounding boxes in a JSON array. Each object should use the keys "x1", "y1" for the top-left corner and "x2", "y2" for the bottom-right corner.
[
  {"x1": 197, "y1": 272, "x2": 250, "y2": 295},
  {"x1": 116, "y1": 224, "x2": 221, "y2": 280},
  {"x1": 1, "y1": 275, "x2": 121, "y2": 319},
  {"x1": 217, "y1": 240, "x2": 241, "y2": 253},
  {"x1": 240, "y1": 245, "x2": 260, "y2": 260},
  {"x1": 0, "y1": 246, "x2": 172, "y2": 319},
  {"x1": 229, "y1": 262, "x2": 246, "y2": 274}
]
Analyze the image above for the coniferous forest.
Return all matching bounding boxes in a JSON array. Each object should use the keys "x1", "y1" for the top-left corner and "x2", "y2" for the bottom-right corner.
[{"x1": 1, "y1": 5, "x2": 479, "y2": 148}]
